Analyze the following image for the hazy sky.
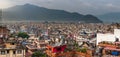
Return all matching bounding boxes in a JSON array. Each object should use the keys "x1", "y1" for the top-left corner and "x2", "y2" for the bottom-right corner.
[{"x1": 0, "y1": 0, "x2": 120, "y2": 15}]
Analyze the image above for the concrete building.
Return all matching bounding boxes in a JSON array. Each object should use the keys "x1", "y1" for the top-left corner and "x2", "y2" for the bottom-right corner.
[
  {"x1": 0, "y1": 40, "x2": 25, "y2": 57},
  {"x1": 0, "y1": 25, "x2": 26, "y2": 57},
  {"x1": 97, "y1": 29, "x2": 120, "y2": 45}
]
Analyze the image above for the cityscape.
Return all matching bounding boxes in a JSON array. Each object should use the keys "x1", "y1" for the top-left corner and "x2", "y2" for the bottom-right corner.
[{"x1": 1, "y1": 0, "x2": 120, "y2": 57}]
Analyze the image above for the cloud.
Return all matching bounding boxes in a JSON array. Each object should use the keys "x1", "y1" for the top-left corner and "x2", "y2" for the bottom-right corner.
[{"x1": 0, "y1": 0, "x2": 13, "y2": 8}]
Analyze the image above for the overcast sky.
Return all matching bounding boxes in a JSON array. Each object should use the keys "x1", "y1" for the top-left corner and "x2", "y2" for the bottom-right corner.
[{"x1": 0, "y1": 0, "x2": 120, "y2": 15}]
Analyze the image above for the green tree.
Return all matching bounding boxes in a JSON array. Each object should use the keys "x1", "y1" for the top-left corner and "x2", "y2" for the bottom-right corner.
[
  {"x1": 17, "y1": 32, "x2": 29, "y2": 38},
  {"x1": 32, "y1": 51, "x2": 47, "y2": 57},
  {"x1": 79, "y1": 48, "x2": 87, "y2": 53}
]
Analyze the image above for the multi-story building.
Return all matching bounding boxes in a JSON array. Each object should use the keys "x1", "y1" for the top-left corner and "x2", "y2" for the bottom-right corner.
[
  {"x1": 0, "y1": 39, "x2": 25, "y2": 57},
  {"x1": 0, "y1": 26, "x2": 25, "y2": 57}
]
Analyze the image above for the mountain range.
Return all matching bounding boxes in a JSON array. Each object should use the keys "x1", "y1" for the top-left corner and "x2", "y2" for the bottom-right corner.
[
  {"x1": 2, "y1": 4, "x2": 102, "y2": 23},
  {"x1": 97, "y1": 12, "x2": 120, "y2": 23}
]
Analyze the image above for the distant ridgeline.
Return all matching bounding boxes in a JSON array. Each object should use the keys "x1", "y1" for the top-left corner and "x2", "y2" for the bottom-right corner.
[
  {"x1": 2, "y1": 4, "x2": 102, "y2": 23},
  {"x1": 97, "y1": 12, "x2": 120, "y2": 23}
]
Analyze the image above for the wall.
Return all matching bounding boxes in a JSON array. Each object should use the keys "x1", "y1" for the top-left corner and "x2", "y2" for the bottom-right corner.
[
  {"x1": 0, "y1": 49, "x2": 25, "y2": 57},
  {"x1": 114, "y1": 29, "x2": 120, "y2": 38},
  {"x1": 96, "y1": 33, "x2": 115, "y2": 45},
  {"x1": 97, "y1": 29, "x2": 120, "y2": 45}
]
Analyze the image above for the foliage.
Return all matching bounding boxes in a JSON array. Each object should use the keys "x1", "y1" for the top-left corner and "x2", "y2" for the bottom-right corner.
[
  {"x1": 32, "y1": 51, "x2": 47, "y2": 57},
  {"x1": 65, "y1": 48, "x2": 72, "y2": 52},
  {"x1": 77, "y1": 48, "x2": 87, "y2": 53},
  {"x1": 74, "y1": 42, "x2": 79, "y2": 47},
  {"x1": 17, "y1": 32, "x2": 30, "y2": 38},
  {"x1": 80, "y1": 48, "x2": 87, "y2": 53}
]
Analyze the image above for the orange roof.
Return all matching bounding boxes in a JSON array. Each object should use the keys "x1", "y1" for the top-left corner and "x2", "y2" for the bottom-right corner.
[
  {"x1": 104, "y1": 47, "x2": 120, "y2": 51},
  {"x1": 98, "y1": 44, "x2": 117, "y2": 48}
]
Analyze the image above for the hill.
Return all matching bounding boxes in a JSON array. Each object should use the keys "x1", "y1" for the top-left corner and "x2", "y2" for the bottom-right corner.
[
  {"x1": 3, "y1": 4, "x2": 102, "y2": 23},
  {"x1": 97, "y1": 12, "x2": 120, "y2": 23}
]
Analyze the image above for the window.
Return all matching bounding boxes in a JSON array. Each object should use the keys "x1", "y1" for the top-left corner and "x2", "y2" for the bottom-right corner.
[
  {"x1": 13, "y1": 51, "x2": 16, "y2": 54},
  {"x1": 11, "y1": 43, "x2": 15, "y2": 45},
  {"x1": 1, "y1": 51, "x2": 6, "y2": 55},
  {"x1": 17, "y1": 50, "x2": 22, "y2": 54},
  {"x1": 7, "y1": 50, "x2": 9, "y2": 54}
]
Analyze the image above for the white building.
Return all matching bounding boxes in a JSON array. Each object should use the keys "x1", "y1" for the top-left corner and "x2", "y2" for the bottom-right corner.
[{"x1": 97, "y1": 29, "x2": 120, "y2": 45}]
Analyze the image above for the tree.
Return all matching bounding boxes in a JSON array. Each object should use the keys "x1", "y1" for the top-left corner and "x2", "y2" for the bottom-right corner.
[
  {"x1": 17, "y1": 32, "x2": 29, "y2": 38},
  {"x1": 32, "y1": 51, "x2": 47, "y2": 57},
  {"x1": 79, "y1": 48, "x2": 87, "y2": 53}
]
